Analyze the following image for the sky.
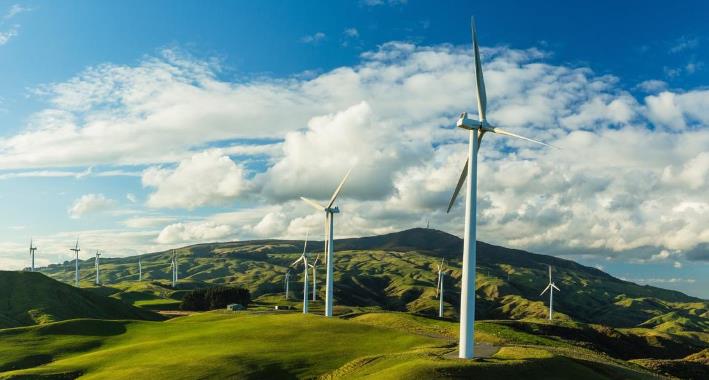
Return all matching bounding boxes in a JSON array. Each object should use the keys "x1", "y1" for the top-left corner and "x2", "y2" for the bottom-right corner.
[{"x1": 0, "y1": 0, "x2": 708, "y2": 298}]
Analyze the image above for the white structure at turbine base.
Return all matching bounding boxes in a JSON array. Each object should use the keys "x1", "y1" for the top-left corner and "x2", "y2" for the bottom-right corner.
[
  {"x1": 446, "y1": 17, "x2": 553, "y2": 359},
  {"x1": 291, "y1": 232, "x2": 311, "y2": 314},
  {"x1": 70, "y1": 239, "x2": 81, "y2": 287},
  {"x1": 540, "y1": 266, "x2": 561, "y2": 320},
  {"x1": 300, "y1": 168, "x2": 353, "y2": 317}
]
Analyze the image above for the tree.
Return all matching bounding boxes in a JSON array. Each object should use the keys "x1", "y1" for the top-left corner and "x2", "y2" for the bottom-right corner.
[{"x1": 180, "y1": 286, "x2": 251, "y2": 311}]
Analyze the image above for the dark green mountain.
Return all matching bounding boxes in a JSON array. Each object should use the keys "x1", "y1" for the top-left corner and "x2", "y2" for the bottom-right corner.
[{"x1": 39, "y1": 228, "x2": 707, "y2": 333}]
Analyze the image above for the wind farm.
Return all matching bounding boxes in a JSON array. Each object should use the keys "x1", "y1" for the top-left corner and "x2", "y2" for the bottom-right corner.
[{"x1": 1, "y1": 2, "x2": 708, "y2": 380}]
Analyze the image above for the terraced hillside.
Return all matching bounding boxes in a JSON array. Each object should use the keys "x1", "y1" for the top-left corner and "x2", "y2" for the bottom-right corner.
[{"x1": 38, "y1": 228, "x2": 708, "y2": 332}]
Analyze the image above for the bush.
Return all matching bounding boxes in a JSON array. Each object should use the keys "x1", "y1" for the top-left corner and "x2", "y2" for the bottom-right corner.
[{"x1": 180, "y1": 286, "x2": 250, "y2": 311}]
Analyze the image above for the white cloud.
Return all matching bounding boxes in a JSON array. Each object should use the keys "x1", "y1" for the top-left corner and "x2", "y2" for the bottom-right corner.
[
  {"x1": 0, "y1": 25, "x2": 18, "y2": 45},
  {"x1": 122, "y1": 216, "x2": 175, "y2": 228},
  {"x1": 669, "y1": 36, "x2": 698, "y2": 54},
  {"x1": 126, "y1": 193, "x2": 137, "y2": 203},
  {"x1": 300, "y1": 32, "x2": 326, "y2": 44},
  {"x1": 68, "y1": 194, "x2": 116, "y2": 219},
  {"x1": 142, "y1": 150, "x2": 247, "y2": 209},
  {"x1": 635, "y1": 79, "x2": 667, "y2": 93},
  {"x1": 4, "y1": 4, "x2": 32, "y2": 20},
  {"x1": 156, "y1": 221, "x2": 232, "y2": 244},
  {"x1": 344, "y1": 28, "x2": 359, "y2": 38}
]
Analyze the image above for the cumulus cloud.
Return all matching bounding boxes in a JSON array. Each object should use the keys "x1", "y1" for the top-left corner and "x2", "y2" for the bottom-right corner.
[
  {"x1": 142, "y1": 150, "x2": 247, "y2": 209},
  {"x1": 156, "y1": 221, "x2": 233, "y2": 244},
  {"x1": 0, "y1": 25, "x2": 18, "y2": 45},
  {"x1": 68, "y1": 194, "x2": 115, "y2": 219},
  {"x1": 300, "y1": 32, "x2": 326, "y2": 44},
  {"x1": 122, "y1": 216, "x2": 175, "y2": 228}
]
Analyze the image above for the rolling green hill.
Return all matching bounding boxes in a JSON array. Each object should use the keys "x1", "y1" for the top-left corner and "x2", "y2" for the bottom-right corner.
[
  {"x1": 38, "y1": 228, "x2": 707, "y2": 333},
  {"x1": 0, "y1": 311, "x2": 671, "y2": 379},
  {"x1": 0, "y1": 271, "x2": 163, "y2": 329}
]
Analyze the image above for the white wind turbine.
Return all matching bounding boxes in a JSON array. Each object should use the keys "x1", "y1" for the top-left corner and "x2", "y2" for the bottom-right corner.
[
  {"x1": 436, "y1": 258, "x2": 445, "y2": 318},
  {"x1": 29, "y1": 239, "x2": 37, "y2": 272},
  {"x1": 446, "y1": 17, "x2": 554, "y2": 359},
  {"x1": 70, "y1": 239, "x2": 81, "y2": 287},
  {"x1": 311, "y1": 253, "x2": 321, "y2": 301},
  {"x1": 540, "y1": 265, "x2": 560, "y2": 320},
  {"x1": 291, "y1": 232, "x2": 311, "y2": 314},
  {"x1": 94, "y1": 250, "x2": 102, "y2": 285},
  {"x1": 170, "y1": 250, "x2": 178, "y2": 288},
  {"x1": 138, "y1": 255, "x2": 142, "y2": 281},
  {"x1": 300, "y1": 168, "x2": 352, "y2": 317},
  {"x1": 284, "y1": 270, "x2": 291, "y2": 300}
]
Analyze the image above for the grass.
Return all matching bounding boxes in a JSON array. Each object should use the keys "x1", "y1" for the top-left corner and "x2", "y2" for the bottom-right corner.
[{"x1": 0, "y1": 311, "x2": 668, "y2": 380}]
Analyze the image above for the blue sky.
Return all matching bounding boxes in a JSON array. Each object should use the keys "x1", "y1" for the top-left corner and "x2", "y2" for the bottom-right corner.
[{"x1": 0, "y1": 0, "x2": 708, "y2": 298}]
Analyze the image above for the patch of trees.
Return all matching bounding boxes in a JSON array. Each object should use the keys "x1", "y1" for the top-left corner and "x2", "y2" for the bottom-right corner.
[{"x1": 180, "y1": 286, "x2": 250, "y2": 311}]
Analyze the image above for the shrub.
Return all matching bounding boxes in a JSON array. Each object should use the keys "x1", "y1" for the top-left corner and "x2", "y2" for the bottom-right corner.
[{"x1": 180, "y1": 286, "x2": 250, "y2": 311}]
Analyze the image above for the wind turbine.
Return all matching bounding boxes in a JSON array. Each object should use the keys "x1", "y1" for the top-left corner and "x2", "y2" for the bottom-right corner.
[
  {"x1": 284, "y1": 270, "x2": 291, "y2": 300},
  {"x1": 138, "y1": 255, "x2": 142, "y2": 281},
  {"x1": 311, "y1": 253, "x2": 320, "y2": 301},
  {"x1": 29, "y1": 239, "x2": 37, "y2": 272},
  {"x1": 70, "y1": 239, "x2": 80, "y2": 287},
  {"x1": 300, "y1": 168, "x2": 352, "y2": 317},
  {"x1": 170, "y1": 250, "x2": 178, "y2": 288},
  {"x1": 291, "y1": 232, "x2": 310, "y2": 314},
  {"x1": 540, "y1": 265, "x2": 560, "y2": 320},
  {"x1": 94, "y1": 250, "x2": 101, "y2": 285},
  {"x1": 436, "y1": 259, "x2": 445, "y2": 318},
  {"x1": 446, "y1": 17, "x2": 554, "y2": 359}
]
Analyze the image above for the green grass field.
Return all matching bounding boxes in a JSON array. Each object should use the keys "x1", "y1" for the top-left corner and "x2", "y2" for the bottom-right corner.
[{"x1": 0, "y1": 311, "x2": 667, "y2": 379}]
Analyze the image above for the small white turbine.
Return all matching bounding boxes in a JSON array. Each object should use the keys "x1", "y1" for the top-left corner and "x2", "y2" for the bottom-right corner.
[
  {"x1": 94, "y1": 250, "x2": 102, "y2": 285},
  {"x1": 311, "y1": 253, "x2": 321, "y2": 301},
  {"x1": 436, "y1": 258, "x2": 445, "y2": 318},
  {"x1": 70, "y1": 239, "x2": 81, "y2": 287},
  {"x1": 284, "y1": 270, "x2": 291, "y2": 300},
  {"x1": 540, "y1": 266, "x2": 561, "y2": 320},
  {"x1": 170, "y1": 250, "x2": 178, "y2": 288},
  {"x1": 300, "y1": 167, "x2": 353, "y2": 317},
  {"x1": 446, "y1": 17, "x2": 554, "y2": 359},
  {"x1": 291, "y1": 232, "x2": 311, "y2": 314},
  {"x1": 138, "y1": 255, "x2": 143, "y2": 281},
  {"x1": 29, "y1": 239, "x2": 37, "y2": 272}
]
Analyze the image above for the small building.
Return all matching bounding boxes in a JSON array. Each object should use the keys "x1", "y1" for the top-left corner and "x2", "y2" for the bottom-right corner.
[
  {"x1": 274, "y1": 305, "x2": 292, "y2": 311},
  {"x1": 226, "y1": 303, "x2": 245, "y2": 311}
]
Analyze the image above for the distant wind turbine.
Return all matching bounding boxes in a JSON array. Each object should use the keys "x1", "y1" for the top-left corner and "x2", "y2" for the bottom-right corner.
[
  {"x1": 300, "y1": 167, "x2": 353, "y2": 317},
  {"x1": 446, "y1": 17, "x2": 554, "y2": 359},
  {"x1": 311, "y1": 253, "x2": 320, "y2": 301},
  {"x1": 540, "y1": 265, "x2": 560, "y2": 320},
  {"x1": 284, "y1": 270, "x2": 291, "y2": 300},
  {"x1": 29, "y1": 239, "x2": 37, "y2": 272},
  {"x1": 70, "y1": 239, "x2": 81, "y2": 287},
  {"x1": 94, "y1": 250, "x2": 101, "y2": 285},
  {"x1": 291, "y1": 232, "x2": 311, "y2": 314},
  {"x1": 436, "y1": 258, "x2": 445, "y2": 318},
  {"x1": 170, "y1": 250, "x2": 178, "y2": 288},
  {"x1": 138, "y1": 255, "x2": 142, "y2": 281}
]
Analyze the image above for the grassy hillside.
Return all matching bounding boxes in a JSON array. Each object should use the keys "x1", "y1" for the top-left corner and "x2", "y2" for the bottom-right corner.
[
  {"x1": 0, "y1": 271, "x2": 162, "y2": 329},
  {"x1": 0, "y1": 311, "x2": 666, "y2": 379},
  {"x1": 38, "y1": 228, "x2": 707, "y2": 333}
]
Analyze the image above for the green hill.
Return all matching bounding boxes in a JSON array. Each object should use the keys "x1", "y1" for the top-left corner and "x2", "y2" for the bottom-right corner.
[
  {"x1": 0, "y1": 271, "x2": 163, "y2": 328},
  {"x1": 0, "y1": 311, "x2": 666, "y2": 379},
  {"x1": 38, "y1": 228, "x2": 707, "y2": 333}
]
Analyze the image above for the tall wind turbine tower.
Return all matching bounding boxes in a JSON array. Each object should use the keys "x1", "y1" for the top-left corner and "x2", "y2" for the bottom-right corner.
[
  {"x1": 540, "y1": 266, "x2": 561, "y2": 320},
  {"x1": 170, "y1": 250, "x2": 178, "y2": 288},
  {"x1": 300, "y1": 168, "x2": 352, "y2": 317},
  {"x1": 29, "y1": 239, "x2": 37, "y2": 272},
  {"x1": 138, "y1": 256, "x2": 142, "y2": 281},
  {"x1": 436, "y1": 259, "x2": 445, "y2": 318},
  {"x1": 291, "y1": 232, "x2": 310, "y2": 314},
  {"x1": 446, "y1": 17, "x2": 553, "y2": 359},
  {"x1": 70, "y1": 239, "x2": 81, "y2": 287},
  {"x1": 94, "y1": 250, "x2": 101, "y2": 285}
]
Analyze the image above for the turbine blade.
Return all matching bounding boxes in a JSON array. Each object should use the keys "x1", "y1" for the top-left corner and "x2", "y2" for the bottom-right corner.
[
  {"x1": 491, "y1": 127, "x2": 556, "y2": 148},
  {"x1": 291, "y1": 255, "x2": 305, "y2": 267},
  {"x1": 446, "y1": 159, "x2": 468, "y2": 213},
  {"x1": 327, "y1": 167, "x2": 353, "y2": 209},
  {"x1": 540, "y1": 284, "x2": 550, "y2": 296},
  {"x1": 301, "y1": 197, "x2": 325, "y2": 211},
  {"x1": 552, "y1": 284, "x2": 560, "y2": 292},
  {"x1": 471, "y1": 16, "x2": 487, "y2": 121}
]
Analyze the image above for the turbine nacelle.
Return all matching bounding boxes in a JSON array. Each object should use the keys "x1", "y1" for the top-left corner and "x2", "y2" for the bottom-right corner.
[{"x1": 456, "y1": 112, "x2": 485, "y2": 130}]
